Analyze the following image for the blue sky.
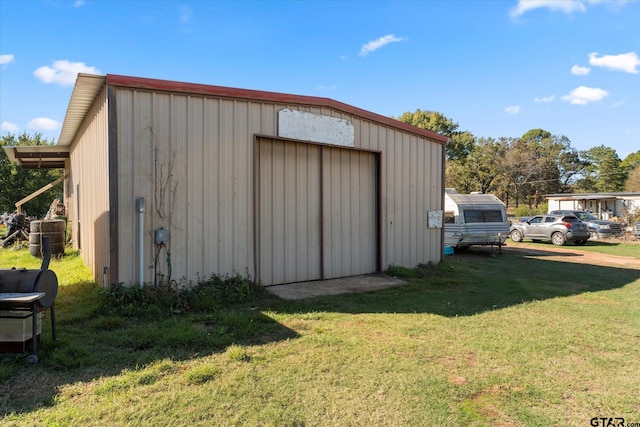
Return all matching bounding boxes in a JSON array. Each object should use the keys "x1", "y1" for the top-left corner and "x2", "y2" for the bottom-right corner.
[{"x1": 1, "y1": 0, "x2": 638, "y2": 159}]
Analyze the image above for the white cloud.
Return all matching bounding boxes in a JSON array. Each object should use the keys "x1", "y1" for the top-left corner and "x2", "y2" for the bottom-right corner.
[
  {"x1": 0, "y1": 54, "x2": 15, "y2": 65},
  {"x1": 74, "y1": 0, "x2": 85, "y2": 6},
  {"x1": 561, "y1": 86, "x2": 609, "y2": 105},
  {"x1": 359, "y1": 34, "x2": 405, "y2": 57},
  {"x1": 510, "y1": 0, "x2": 632, "y2": 18},
  {"x1": 571, "y1": 65, "x2": 590, "y2": 75},
  {"x1": 588, "y1": 51, "x2": 640, "y2": 74},
  {"x1": 505, "y1": 105, "x2": 521, "y2": 115},
  {"x1": 534, "y1": 95, "x2": 555, "y2": 103},
  {"x1": 33, "y1": 60, "x2": 101, "y2": 86},
  {"x1": 510, "y1": 0, "x2": 586, "y2": 18},
  {"x1": 28, "y1": 117, "x2": 62, "y2": 131},
  {"x1": 1, "y1": 122, "x2": 19, "y2": 132}
]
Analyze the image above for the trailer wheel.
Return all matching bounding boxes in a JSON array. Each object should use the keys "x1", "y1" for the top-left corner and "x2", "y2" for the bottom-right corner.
[
  {"x1": 510, "y1": 230, "x2": 523, "y2": 242},
  {"x1": 26, "y1": 354, "x2": 39, "y2": 364}
]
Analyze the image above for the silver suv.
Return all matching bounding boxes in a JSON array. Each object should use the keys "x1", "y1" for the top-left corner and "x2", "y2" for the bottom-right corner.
[
  {"x1": 509, "y1": 214, "x2": 589, "y2": 246},
  {"x1": 548, "y1": 210, "x2": 622, "y2": 240}
]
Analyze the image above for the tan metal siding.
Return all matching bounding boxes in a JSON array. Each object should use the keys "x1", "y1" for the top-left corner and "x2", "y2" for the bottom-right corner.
[
  {"x1": 186, "y1": 96, "x2": 205, "y2": 281},
  {"x1": 68, "y1": 86, "x2": 109, "y2": 284},
  {"x1": 257, "y1": 139, "x2": 321, "y2": 285},
  {"x1": 203, "y1": 99, "x2": 221, "y2": 277},
  {"x1": 115, "y1": 92, "x2": 259, "y2": 285},
  {"x1": 322, "y1": 147, "x2": 377, "y2": 279},
  {"x1": 112, "y1": 86, "x2": 443, "y2": 286}
]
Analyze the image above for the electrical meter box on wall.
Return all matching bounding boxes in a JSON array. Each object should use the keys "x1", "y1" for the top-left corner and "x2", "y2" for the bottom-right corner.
[{"x1": 154, "y1": 228, "x2": 168, "y2": 244}]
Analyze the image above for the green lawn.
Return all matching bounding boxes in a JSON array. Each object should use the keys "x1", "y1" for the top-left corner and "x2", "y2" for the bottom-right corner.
[
  {"x1": 1, "y1": 244, "x2": 639, "y2": 426},
  {"x1": 508, "y1": 236, "x2": 640, "y2": 258}
]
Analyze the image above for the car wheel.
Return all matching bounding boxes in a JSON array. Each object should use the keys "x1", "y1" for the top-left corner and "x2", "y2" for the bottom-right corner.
[
  {"x1": 551, "y1": 232, "x2": 566, "y2": 246},
  {"x1": 510, "y1": 230, "x2": 523, "y2": 242},
  {"x1": 575, "y1": 239, "x2": 587, "y2": 246},
  {"x1": 589, "y1": 231, "x2": 598, "y2": 240}
]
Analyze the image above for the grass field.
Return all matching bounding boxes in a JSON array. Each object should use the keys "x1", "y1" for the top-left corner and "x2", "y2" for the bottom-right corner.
[{"x1": 1, "y1": 242, "x2": 639, "y2": 426}]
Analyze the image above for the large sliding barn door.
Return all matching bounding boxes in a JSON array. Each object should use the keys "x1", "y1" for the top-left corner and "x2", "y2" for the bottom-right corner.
[
  {"x1": 257, "y1": 138, "x2": 376, "y2": 286},
  {"x1": 322, "y1": 147, "x2": 377, "y2": 280},
  {"x1": 257, "y1": 140, "x2": 322, "y2": 285}
]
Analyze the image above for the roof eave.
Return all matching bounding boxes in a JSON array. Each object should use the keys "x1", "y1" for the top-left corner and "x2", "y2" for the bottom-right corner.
[
  {"x1": 1, "y1": 145, "x2": 69, "y2": 169},
  {"x1": 57, "y1": 73, "x2": 107, "y2": 147},
  {"x1": 106, "y1": 74, "x2": 448, "y2": 144}
]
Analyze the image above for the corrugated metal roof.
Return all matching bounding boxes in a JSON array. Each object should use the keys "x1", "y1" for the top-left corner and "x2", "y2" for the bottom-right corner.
[
  {"x1": 446, "y1": 193, "x2": 505, "y2": 206},
  {"x1": 545, "y1": 192, "x2": 640, "y2": 200},
  {"x1": 57, "y1": 73, "x2": 106, "y2": 147},
  {"x1": 55, "y1": 72, "x2": 448, "y2": 150},
  {"x1": 0, "y1": 74, "x2": 100, "y2": 169},
  {"x1": 105, "y1": 74, "x2": 449, "y2": 144}
]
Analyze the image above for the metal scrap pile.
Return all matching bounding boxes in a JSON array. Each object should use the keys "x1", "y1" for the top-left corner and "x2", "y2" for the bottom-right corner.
[{"x1": 1, "y1": 212, "x2": 31, "y2": 247}]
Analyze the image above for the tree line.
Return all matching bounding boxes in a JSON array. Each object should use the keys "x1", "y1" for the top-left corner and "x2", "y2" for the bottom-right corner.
[
  {"x1": 2, "y1": 119, "x2": 640, "y2": 218},
  {"x1": 396, "y1": 109, "x2": 640, "y2": 212}
]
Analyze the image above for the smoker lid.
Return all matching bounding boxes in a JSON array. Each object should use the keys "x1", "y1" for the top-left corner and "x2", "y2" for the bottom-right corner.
[{"x1": 34, "y1": 269, "x2": 58, "y2": 308}]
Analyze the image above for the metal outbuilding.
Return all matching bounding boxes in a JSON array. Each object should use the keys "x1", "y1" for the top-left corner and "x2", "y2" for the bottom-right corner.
[
  {"x1": 14, "y1": 74, "x2": 448, "y2": 287},
  {"x1": 545, "y1": 192, "x2": 640, "y2": 221}
]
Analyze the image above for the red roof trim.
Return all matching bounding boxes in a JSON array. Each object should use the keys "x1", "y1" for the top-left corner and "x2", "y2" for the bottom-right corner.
[{"x1": 106, "y1": 74, "x2": 447, "y2": 144}]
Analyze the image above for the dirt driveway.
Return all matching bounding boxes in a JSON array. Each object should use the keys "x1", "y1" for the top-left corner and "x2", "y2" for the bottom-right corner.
[{"x1": 500, "y1": 242, "x2": 640, "y2": 270}]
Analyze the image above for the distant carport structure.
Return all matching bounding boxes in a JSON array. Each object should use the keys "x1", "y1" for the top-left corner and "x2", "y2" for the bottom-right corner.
[
  {"x1": 2, "y1": 146, "x2": 69, "y2": 214},
  {"x1": 3, "y1": 145, "x2": 69, "y2": 170},
  {"x1": 545, "y1": 192, "x2": 640, "y2": 220},
  {"x1": 11, "y1": 73, "x2": 448, "y2": 288}
]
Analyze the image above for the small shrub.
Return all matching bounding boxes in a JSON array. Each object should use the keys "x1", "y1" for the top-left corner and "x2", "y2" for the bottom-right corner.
[
  {"x1": 514, "y1": 203, "x2": 547, "y2": 217},
  {"x1": 386, "y1": 264, "x2": 415, "y2": 279},
  {"x1": 100, "y1": 273, "x2": 261, "y2": 318}
]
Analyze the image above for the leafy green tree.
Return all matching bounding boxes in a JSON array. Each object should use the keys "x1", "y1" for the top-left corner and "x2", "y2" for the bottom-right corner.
[
  {"x1": 445, "y1": 160, "x2": 475, "y2": 193},
  {"x1": 503, "y1": 137, "x2": 538, "y2": 208},
  {"x1": 621, "y1": 150, "x2": 640, "y2": 171},
  {"x1": 520, "y1": 129, "x2": 585, "y2": 194},
  {"x1": 625, "y1": 164, "x2": 640, "y2": 192},
  {"x1": 501, "y1": 129, "x2": 585, "y2": 208},
  {"x1": 395, "y1": 109, "x2": 475, "y2": 161},
  {"x1": 621, "y1": 150, "x2": 640, "y2": 191},
  {"x1": 0, "y1": 132, "x2": 64, "y2": 217},
  {"x1": 463, "y1": 137, "x2": 507, "y2": 194},
  {"x1": 577, "y1": 145, "x2": 626, "y2": 192}
]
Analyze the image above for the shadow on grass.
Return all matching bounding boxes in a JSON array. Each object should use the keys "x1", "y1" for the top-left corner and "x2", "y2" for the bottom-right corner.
[
  {"x1": 268, "y1": 245, "x2": 640, "y2": 318},
  {"x1": 0, "y1": 282, "x2": 298, "y2": 416},
  {"x1": 2, "y1": 246, "x2": 639, "y2": 416}
]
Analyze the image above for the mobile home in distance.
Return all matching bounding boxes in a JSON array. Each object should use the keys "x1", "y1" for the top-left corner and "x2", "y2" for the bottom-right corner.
[{"x1": 444, "y1": 189, "x2": 510, "y2": 250}]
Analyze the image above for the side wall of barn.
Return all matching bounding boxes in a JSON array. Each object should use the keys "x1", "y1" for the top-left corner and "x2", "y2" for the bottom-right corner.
[{"x1": 66, "y1": 86, "x2": 110, "y2": 285}]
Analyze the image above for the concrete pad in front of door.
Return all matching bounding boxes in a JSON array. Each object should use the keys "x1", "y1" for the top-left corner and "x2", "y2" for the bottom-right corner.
[{"x1": 266, "y1": 274, "x2": 407, "y2": 300}]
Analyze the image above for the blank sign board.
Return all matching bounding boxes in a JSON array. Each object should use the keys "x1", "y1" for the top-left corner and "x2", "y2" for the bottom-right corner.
[{"x1": 278, "y1": 109, "x2": 355, "y2": 147}]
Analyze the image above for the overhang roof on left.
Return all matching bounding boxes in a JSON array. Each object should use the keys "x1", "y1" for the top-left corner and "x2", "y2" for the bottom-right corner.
[{"x1": 2, "y1": 145, "x2": 69, "y2": 169}]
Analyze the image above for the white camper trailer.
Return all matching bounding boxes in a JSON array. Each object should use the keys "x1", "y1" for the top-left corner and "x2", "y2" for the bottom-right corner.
[{"x1": 444, "y1": 189, "x2": 510, "y2": 249}]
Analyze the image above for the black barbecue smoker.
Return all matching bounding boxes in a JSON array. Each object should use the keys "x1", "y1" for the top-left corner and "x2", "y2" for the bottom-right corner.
[{"x1": 0, "y1": 237, "x2": 58, "y2": 364}]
